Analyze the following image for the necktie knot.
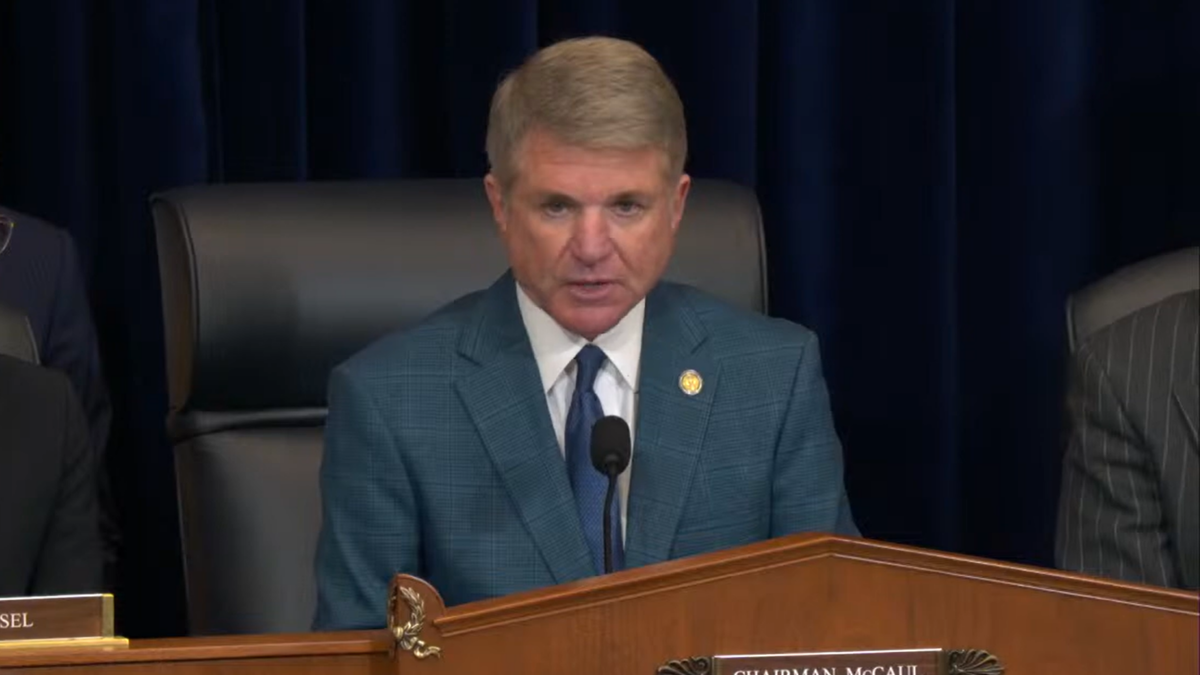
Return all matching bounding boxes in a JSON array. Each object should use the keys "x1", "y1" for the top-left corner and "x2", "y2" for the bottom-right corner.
[{"x1": 574, "y1": 344, "x2": 607, "y2": 394}]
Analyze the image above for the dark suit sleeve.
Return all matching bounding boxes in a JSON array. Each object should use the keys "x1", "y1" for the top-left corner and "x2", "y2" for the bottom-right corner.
[
  {"x1": 1055, "y1": 342, "x2": 1179, "y2": 588},
  {"x1": 43, "y1": 229, "x2": 112, "y2": 459},
  {"x1": 770, "y1": 332, "x2": 859, "y2": 537},
  {"x1": 43, "y1": 229, "x2": 119, "y2": 586},
  {"x1": 31, "y1": 376, "x2": 103, "y2": 595}
]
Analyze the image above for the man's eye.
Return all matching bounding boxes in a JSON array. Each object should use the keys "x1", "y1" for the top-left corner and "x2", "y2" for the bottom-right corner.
[
  {"x1": 542, "y1": 202, "x2": 570, "y2": 217},
  {"x1": 613, "y1": 201, "x2": 644, "y2": 217}
]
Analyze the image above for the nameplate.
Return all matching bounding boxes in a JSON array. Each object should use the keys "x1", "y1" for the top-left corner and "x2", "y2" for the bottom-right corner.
[
  {"x1": 0, "y1": 594, "x2": 126, "y2": 649},
  {"x1": 657, "y1": 648, "x2": 1003, "y2": 675}
]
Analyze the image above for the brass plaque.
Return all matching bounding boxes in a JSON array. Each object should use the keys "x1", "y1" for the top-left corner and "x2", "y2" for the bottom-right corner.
[
  {"x1": 0, "y1": 594, "x2": 126, "y2": 648},
  {"x1": 658, "y1": 648, "x2": 1003, "y2": 675}
]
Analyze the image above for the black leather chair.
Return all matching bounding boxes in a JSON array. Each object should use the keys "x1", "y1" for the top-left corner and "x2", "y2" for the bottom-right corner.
[
  {"x1": 0, "y1": 302, "x2": 38, "y2": 363},
  {"x1": 150, "y1": 178, "x2": 768, "y2": 635},
  {"x1": 1067, "y1": 246, "x2": 1199, "y2": 352}
]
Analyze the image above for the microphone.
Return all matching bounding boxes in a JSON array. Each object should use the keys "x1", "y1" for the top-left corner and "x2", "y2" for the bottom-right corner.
[{"x1": 590, "y1": 415, "x2": 632, "y2": 574}]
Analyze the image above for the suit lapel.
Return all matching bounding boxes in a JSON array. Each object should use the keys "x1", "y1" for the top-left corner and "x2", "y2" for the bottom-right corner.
[
  {"x1": 1169, "y1": 379, "x2": 1199, "y2": 589},
  {"x1": 453, "y1": 273, "x2": 596, "y2": 585},
  {"x1": 624, "y1": 285, "x2": 719, "y2": 568},
  {"x1": 1172, "y1": 380, "x2": 1198, "y2": 450}
]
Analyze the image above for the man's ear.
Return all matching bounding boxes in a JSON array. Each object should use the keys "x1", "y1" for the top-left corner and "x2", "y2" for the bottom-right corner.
[
  {"x1": 484, "y1": 173, "x2": 508, "y2": 234},
  {"x1": 671, "y1": 173, "x2": 692, "y2": 232}
]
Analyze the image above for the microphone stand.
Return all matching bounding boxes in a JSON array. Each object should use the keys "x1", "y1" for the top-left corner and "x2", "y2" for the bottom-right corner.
[{"x1": 602, "y1": 465, "x2": 618, "y2": 574}]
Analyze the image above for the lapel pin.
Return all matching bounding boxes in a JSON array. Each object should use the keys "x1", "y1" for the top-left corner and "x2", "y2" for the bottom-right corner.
[{"x1": 678, "y1": 369, "x2": 703, "y2": 396}]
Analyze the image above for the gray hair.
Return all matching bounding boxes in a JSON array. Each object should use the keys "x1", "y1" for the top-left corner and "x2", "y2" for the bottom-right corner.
[{"x1": 485, "y1": 36, "x2": 688, "y2": 188}]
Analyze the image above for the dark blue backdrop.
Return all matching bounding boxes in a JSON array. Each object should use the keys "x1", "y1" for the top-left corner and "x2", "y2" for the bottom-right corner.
[{"x1": 0, "y1": 1, "x2": 1196, "y2": 637}]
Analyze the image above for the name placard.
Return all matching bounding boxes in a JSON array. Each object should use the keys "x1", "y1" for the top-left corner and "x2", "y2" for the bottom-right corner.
[
  {"x1": 658, "y1": 648, "x2": 1003, "y2": 675},
  {"x1": 0, "y1": 594, "x2": 127, "y2": 650}
]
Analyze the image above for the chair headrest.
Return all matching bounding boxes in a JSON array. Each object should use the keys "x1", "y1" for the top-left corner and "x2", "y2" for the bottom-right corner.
[
  {"x1": 151, "y1": 178, "x2": 766, "y2": 412},
  {"x1": 0, "y1": 303, "x2": 38, "y2": 364},
  {"x1": 1068, "y1": 246, "x2": 1200, "y2": 352}
]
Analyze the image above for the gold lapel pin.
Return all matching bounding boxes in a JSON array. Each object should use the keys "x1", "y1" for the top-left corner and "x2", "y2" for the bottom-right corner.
[{"x1": 678, "y1": 369, "x2": 703, "y2": 396}]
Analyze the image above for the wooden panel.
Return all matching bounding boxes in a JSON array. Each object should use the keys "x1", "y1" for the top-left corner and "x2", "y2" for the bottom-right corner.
[
  {"x1": 0, "y1": 631, "x2": 390, "y2": 673},
  {"x1": 394, "y1": 535, "x2": 1198, "y2": 674},
  {"x1": 0, "y1": 535, "x2": 1194, "y2": 674},
  {"x1": 0, "y1": 653, "x2": 391, "y2": 675},
  {"x1": 432, "y1": 534, "x2": 1197, "y2": 632}
]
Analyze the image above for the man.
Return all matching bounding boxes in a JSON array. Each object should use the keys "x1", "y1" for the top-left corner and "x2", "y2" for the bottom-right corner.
[
  {"x1": 313, "y1": 36, "x2": 857, "y2": 630},
  {"x1": 0, "y1": 354, "x2": 103, "y2": 596},
  {"x1": 0, "y1": 206, "x2": 118, "y2": 587},
  {"x1": 1056, "y1": 289, "x2": 1199, "y2": 589}
]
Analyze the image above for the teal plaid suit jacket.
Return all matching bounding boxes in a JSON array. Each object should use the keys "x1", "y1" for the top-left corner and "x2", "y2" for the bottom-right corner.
[{"x1": 312, "y1": 272, "x2": 857, "y2": 630}]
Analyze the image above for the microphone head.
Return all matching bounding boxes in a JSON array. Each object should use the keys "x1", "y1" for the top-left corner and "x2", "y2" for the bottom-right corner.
[{"x1": 590, "y1": 415, "x2": 632, "y2": 476}]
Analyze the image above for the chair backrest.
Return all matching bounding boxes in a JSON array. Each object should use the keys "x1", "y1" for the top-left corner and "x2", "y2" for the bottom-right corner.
[
  {"x1": 1067, "y1": 246, "x2": 1200, "y2": 352},
  {"x1": 0, "y1": 303, "x2": 38, "y2": 364},
  {"x1": 150, "y1": 178, "x2": 767, "y2": 635}
]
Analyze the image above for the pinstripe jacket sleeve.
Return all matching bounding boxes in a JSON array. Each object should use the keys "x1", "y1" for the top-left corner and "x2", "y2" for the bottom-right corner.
[{"x1": 1055, "y1": 290, "x2": 1199, "y2": 590}]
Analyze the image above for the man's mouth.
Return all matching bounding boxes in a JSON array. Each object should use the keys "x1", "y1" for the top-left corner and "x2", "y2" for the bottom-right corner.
[{"x1": 567, "y1": 280, "x2": 617, "y2": 299}]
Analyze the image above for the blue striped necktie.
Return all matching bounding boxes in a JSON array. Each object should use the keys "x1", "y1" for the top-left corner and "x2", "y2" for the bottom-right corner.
[{"x1": 566, "y1": 344, "x2": 624, "y2": 574}]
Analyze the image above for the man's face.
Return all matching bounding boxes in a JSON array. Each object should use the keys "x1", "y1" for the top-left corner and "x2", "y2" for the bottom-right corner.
[{"x1": 485, "y1": 129, "x2": 690, "y2": 340}]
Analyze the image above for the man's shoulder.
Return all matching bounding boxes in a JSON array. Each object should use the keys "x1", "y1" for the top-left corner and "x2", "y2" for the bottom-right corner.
[
  {"x1": 1079, "y1": 289, "x2": 1199, "y2": 367},
  {"x1": 334, "y1": 289, "x2": 486, "y2": 383},
  {"x1": 660, "y1": 282, "x2": 818, "y2": 355},
  {"x1": 0, "y1": 206, "x2": 79, "y2": 322},
  {"x1": 0, "y1": 205, "x2": 69, "y2": 261}
]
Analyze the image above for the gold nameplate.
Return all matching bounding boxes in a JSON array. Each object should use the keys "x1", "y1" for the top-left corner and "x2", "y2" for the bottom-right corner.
[
  {"x1": 658, "y1": 648, "x2": 1003, "y2": 675},
  {"x1": 0, "y1": 594, "x2": 127, "y2": 650}
]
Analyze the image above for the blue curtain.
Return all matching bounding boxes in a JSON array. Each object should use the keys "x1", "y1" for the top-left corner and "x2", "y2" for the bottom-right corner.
[{"x1": 0, "y1": 0, "x2": 1195, "y2": 637}]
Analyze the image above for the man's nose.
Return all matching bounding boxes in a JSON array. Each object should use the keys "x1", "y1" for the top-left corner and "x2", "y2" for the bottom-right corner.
[{"x1": 570, "y1": 207, "x2": 614, "y2": 264}]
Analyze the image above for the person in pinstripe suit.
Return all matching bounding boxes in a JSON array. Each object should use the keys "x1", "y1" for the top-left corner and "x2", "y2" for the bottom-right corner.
[
  {"x1": 1056, "y1": 289, "x2": 1199, "y2": 590},
  {"x1": 313, "y1": 37, "x2": 858, "y2": 630}
]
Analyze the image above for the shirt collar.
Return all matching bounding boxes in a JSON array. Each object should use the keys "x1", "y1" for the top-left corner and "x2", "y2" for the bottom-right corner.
[{"x1": 515, "y1": 281, "x2": 644, "y2": 393}]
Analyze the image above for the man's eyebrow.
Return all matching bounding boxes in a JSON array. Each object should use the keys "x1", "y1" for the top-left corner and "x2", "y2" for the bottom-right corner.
[
  {"x1": 530, "y1": 191, "x2": 580, "y2": 204},
  {"x1": 525, "y1": 190, "x2": 657, "y2": 204},
  {"x1": 609, "y1": 190, "x2": 656, "y2": 202}
]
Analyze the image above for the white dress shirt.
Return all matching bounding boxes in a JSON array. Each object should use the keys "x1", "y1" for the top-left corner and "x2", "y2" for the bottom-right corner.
[{"x1": 514, "y1": 282, "x2": 642, "y2": 543}]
